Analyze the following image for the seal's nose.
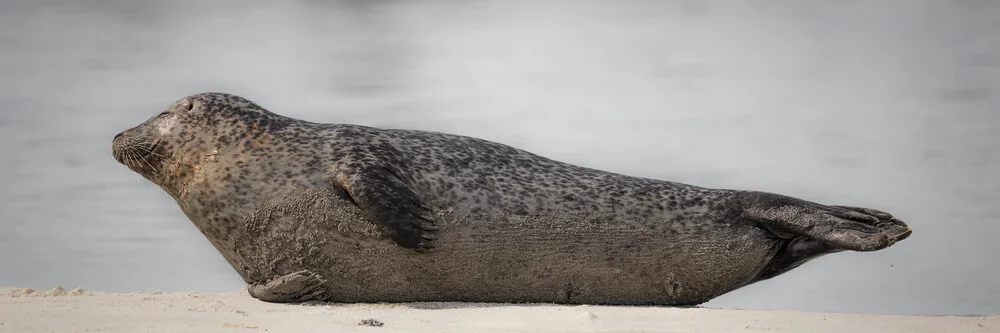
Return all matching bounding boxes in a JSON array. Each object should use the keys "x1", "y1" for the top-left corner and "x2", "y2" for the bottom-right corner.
[{"x1": 113, "y1": 132, "x2": 124, "y2": 141}]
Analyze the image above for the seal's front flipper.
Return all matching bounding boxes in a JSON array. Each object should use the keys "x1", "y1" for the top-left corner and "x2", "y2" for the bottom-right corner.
[
  {"x1": 332, "y1": 165, "x2": 438, "y2": 250},
  {"x1": 741, "y1": 191, "x2": 912, "y2": 252},
  {"x1": 248, "y1": 270, "x2": 327, "y2": 303}
]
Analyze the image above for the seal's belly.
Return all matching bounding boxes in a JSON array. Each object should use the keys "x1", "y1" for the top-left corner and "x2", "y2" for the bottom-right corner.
[
  {"x1": 229, "y1": 189, "x2": 778, "y2": 305},
  {"x1": 416, "y1": 220, "x2": 775, "y2": 305}
]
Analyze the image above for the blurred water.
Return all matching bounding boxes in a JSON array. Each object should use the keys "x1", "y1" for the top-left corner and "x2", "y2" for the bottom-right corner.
[{"x1": 1, "y1": 0, "x2": 997, "y2": 315}]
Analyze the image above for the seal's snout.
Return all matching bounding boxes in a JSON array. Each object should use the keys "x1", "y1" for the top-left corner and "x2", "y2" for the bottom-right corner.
[
  {"x1": 111, "y1": 127, "x2": 162, "y2": 175},
  {"x1": 112, "y1": 130, "x2": 132, "y2": 155},
  {"x1": 111, "y1": 130, "x2": 132, "y2": 165}
]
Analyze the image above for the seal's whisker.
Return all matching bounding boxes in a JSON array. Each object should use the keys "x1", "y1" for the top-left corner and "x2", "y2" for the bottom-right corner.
[
  {"x1": 139, "y1": 153, "x2": 159, "y2": 173},
  {"x1": 123, "y1": 150, "x2": 134, "y2": 166},
  {"x1": 129, "y1": 150, "x2": 150, "y2": 171},
  {"x1": 130, "y1": 153, "x2": 141, "y2": 170},
  {"x1": 134, "y1": 143, "x2": 164, "y2": 158},
  {"x1": 126, "y1": 166, "x2": 147, "y2": 185},
  {"x1": 140, "y1": 146, "x2": 165, "y2": 158},
  {"x1": 114, "y1": 146, "x2": 151, "y2": 186},
  {"x1": 126, "y1": 150, "x2": 137, "y2": 165},
  {"x1": 136, "y1": 151, "x2": 155, "y2": 172}
]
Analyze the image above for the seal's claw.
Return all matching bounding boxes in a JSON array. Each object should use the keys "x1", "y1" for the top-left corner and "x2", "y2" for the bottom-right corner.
[
  {"x1": 412, "y1": 208, "x2": 436, "y2": 222},
  {"x1": 333, "y1": 164, "x2": 439, "y2": 251},
  {"x1": 389, "y1": 213, "x2": 439, "y2": 249},
  {"x1": 822, "y1": 213, "x2": 912, "y2": 252},
  {"x1": 831, "y1": 205, "x2": 895, "y2": 222},
  {"x1": 826, "y1": 205, "x2": 912, "y2": 249},
  {"x1": 247, "y1": 270, "x2": 328, "y2": 303},
  {"x1": 827, "y1": 207, "x2": 880, "y2": 223}
]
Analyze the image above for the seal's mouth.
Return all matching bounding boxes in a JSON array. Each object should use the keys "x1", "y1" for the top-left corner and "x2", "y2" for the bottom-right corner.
[{"x1": 112, "y1": 132, "x2": 162, "y2": 174}]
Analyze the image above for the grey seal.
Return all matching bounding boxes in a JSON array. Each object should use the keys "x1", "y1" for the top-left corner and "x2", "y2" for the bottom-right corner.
[{"x1": 111, "y1": 92, "x2": 912, "y2": 305}]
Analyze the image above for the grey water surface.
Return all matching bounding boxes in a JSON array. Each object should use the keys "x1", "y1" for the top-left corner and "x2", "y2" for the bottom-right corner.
[{"x1": 1, "y1": 0, "x2": 998, "y2": 315}]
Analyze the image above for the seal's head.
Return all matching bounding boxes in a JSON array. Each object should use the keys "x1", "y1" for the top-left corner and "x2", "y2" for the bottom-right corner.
[{"x1": 112, "y1": 92, "x2": 278, "y2": 197}]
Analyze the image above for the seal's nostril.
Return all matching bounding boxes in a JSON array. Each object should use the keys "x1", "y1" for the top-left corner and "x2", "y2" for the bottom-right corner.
[{"x1": 114, "y1": 132, "x2": 124, "y2": 140}]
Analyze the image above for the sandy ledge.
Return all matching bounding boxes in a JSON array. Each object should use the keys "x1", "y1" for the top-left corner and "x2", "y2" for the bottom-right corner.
[{"x1": 1, "y1": 287, "x2": 996, "y2": 333}]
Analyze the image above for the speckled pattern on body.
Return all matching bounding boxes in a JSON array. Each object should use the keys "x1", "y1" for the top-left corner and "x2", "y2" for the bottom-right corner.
[{"x1": 111, "y1": 92, "x2": 912, "y2": 305}]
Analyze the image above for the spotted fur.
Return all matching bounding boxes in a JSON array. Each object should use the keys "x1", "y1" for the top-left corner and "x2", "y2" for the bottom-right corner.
[{"x1": 111, "y1": 92, "x2": 911, "y2": 305}]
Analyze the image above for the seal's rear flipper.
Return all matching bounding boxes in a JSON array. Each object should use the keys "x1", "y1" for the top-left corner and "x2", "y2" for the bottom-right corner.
[
  {"x1": 332, "y1": 165, "x2": 438, "y2": 250},
  {"x1": 248, "y1": 270, "x2": 328, "y2": 303},
  {"x1": 741, "y1": 191, "x2": 912, "y2": 252},
  {"x1": 754, "y1": 237, "x2": 836, "y2": 282}
]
